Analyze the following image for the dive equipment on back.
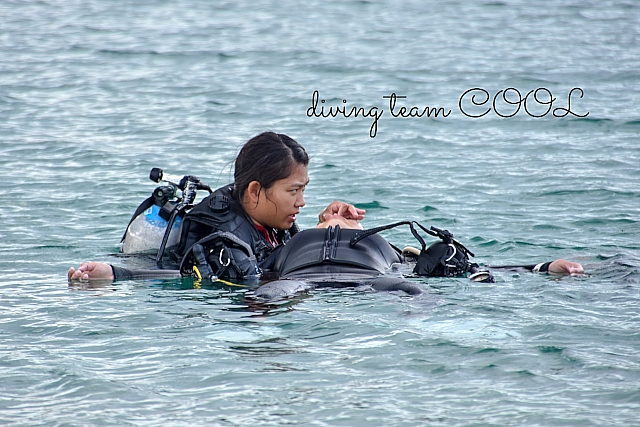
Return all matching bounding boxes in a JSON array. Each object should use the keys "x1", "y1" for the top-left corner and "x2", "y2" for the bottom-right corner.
[
  {"x1": 121, "y1": 168, "x2": 212, "y2": 263},
  {"x1": 120, "y1": 203, "x2": 183, "y2": 254},
  {"x1": 175, "y1": 185, "x2": 295, "y2": 280}
]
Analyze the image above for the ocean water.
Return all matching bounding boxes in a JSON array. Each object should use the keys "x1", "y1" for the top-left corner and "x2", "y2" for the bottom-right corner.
[{"x1": 1, "y1": 0, "x2": 640, "y2": 425}]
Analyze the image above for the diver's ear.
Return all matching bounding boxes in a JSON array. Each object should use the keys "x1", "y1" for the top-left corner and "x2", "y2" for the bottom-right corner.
[{"x1": 245, "y1": 180, "x2": 263, "y2": 205}]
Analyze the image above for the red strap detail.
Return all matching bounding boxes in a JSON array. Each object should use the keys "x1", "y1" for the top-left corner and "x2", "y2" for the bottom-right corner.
[{"x1": 254, "y1": 223, "x2": 279, "y2": 248}]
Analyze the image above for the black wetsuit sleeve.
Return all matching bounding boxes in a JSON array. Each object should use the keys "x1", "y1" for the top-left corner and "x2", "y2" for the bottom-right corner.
[
  {"x1": 110, "y1": 265, "x2": 182, "y2": 280},
  {"x1": 490, "y1": 261, "x2": 552, "y2": 273}
]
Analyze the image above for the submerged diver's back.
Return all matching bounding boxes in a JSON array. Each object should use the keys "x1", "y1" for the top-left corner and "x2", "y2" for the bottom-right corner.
[
  {"x1": 254, "y1": 225, "x2": 424, "y2": 299},
  {"x1": 273, "y1": 226, "x2": 404, "y2": 279}
]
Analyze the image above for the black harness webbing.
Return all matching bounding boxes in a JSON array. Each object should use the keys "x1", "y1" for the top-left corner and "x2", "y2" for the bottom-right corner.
[{"x1": 350, "y1": 221, "x2": 475, "y2": 258}]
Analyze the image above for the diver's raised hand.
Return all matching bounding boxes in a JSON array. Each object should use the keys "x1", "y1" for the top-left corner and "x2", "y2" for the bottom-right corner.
[
  {"x1": 318, "y1": 201, "x2": 365, "y2": 223},
  {"x1": 548, "y1": 259, "x2": 584, "y2": 275},
  {"x1": 68, "y1": 262, "x2": 114, "y2": 281}
]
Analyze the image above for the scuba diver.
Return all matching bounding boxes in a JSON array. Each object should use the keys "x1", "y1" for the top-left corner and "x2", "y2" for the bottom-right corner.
[{"x1": 68, "y1": 132, "x2": 584, "y2": 297}]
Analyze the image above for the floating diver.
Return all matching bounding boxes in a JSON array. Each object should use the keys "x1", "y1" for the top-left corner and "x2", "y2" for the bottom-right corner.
[{"x1": 68, "y1": 132, "x2": 584, "y2": 296}]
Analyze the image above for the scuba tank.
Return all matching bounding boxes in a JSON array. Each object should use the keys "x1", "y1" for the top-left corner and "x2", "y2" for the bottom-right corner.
[
  {"x1": 121, "y1": 204, "x2": 183, "y2": 254},
  {"x1": 121, "y1": 168, "x2": 212, "y2": 262}
]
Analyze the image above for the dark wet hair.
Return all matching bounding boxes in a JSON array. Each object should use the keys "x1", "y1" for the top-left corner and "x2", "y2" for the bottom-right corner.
[{"x1": 234, "y1": 132, "x2": 309, "y2": 200}]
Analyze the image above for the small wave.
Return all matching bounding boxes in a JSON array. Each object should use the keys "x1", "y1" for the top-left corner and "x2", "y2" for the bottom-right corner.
[
  {"x1": 421, "y1": 205, "x2": 438, "y2": 213},
  {"x1": 356, "y1": 201, "x2": 388, "y2": 210}
]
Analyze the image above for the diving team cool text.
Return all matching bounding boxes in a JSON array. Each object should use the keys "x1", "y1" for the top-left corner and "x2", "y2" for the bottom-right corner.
[{"x1": 306, "y1": 88, "x2": 589, "y2": 138}]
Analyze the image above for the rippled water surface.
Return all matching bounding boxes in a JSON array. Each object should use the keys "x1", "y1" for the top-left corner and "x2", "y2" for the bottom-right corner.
[{"x1": 1, "y1": 0, "x2": 640, "y2": 425}]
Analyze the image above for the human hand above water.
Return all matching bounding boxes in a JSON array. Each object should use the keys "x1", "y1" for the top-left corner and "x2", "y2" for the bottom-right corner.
[
  {"x1": 548, "y1": 259, "x2": 584, "y2": 275},
  {"x1": 318, "y1": 201, "x2": 365, "y2": 223},
  {"x1": 68, "y1": 262, "x2": 114, "y2": 281}
]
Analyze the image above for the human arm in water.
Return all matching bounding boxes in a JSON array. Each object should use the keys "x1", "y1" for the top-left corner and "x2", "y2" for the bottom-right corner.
[
  {"x1": 315, "y1": 209, "x2": 583, "y2": 276},
  {"x1": 68, "y1": 262, "x2": 181, "y2": 282},
  {"x1": 511, "y1": 259, "x2": 584, "y2": 275},
  {"x1": 550, "y1": 259, "x2": 583, "y2": 275},
  {"x1": 490, "y1": 259, "x2": 584, "y2": 275},
  {"x1": 315, "y1": 213, "x2": 583, "y2": 276}
]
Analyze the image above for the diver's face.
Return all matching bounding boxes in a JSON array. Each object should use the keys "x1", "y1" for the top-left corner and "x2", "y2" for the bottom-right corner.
[{"x1": 249, "y1": 164, "x2": 308, "y2": 230}]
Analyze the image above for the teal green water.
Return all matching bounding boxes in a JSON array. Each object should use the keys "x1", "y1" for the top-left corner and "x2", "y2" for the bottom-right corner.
[{"x1": 1, "y1": 1, "x2": 640, "y2": 425}]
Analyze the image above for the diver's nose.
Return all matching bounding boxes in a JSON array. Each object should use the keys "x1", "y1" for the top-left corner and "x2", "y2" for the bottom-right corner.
[{"x1": 296, "y1": 192, "x2": 306, "y2": 208}]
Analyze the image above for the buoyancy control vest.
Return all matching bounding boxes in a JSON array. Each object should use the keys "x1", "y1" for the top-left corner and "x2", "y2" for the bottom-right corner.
[
  {"x1": 273, "y1": 225, "x2": 404, "y2": 279},
  {"x1": 175, "y1": 184, "x2": 297, "y2": 280}
]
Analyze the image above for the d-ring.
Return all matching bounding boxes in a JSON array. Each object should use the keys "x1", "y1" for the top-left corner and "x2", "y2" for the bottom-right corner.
[{"x1": 219, "y1": 248, "x2": 231, "y2": 267}]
